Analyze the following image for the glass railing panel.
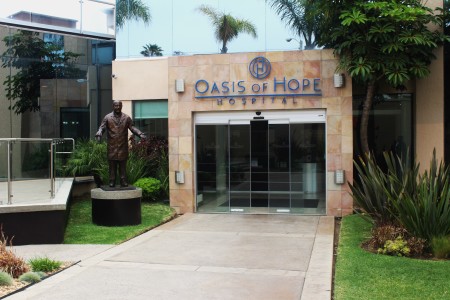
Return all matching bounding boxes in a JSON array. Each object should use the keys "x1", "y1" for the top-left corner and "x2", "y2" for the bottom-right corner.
[
  {"x1": 54, "y1": 139, "x2": 74, "y2": 194},
  {"x1": 0, "y1": 138, "x2": 74, "y2": 205},
  {"x1": 0, "y1": 141, "x2": 8, "y2": 205},
  {"x1": 10, "y1": 141, "x2": 51, "y2": 204}
]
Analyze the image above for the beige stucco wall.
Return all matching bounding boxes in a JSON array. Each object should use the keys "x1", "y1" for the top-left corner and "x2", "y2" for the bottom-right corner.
[
  {"x1": 414, "y1": 0, "x2": 444, "y2": 166},
  {"x1": 415, "y1": 0, "x2": 445, "y2": 167},
  {"x1": 112, "y1": 58, "x2": 169, "y2": 137},
  {"x1": 112, "y1": 58, "x2": 169, "y2": 101},
  {"x1": 415, "y1": 48, "x2": 444, "y2": 166}
]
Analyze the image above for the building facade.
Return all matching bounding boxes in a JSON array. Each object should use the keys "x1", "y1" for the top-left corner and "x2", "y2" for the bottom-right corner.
[
  {"x1": 1, "y1": 0, "x2": 446, "y2": 218},
  {"x1": 114, "y1": 50, "x2": 354, "y2": 216}
]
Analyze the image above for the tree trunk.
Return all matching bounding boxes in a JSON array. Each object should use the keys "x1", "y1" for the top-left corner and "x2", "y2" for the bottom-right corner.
[
  {"x1": 221, "y1": 42, "x2": 228, "y2": 54},
  {"x1": 360, "y1": 80, "x2": 376, "y2": 155}
]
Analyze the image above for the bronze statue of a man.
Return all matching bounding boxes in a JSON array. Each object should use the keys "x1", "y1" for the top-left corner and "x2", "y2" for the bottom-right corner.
[{"x1": 96, "y1": 100, "x2": 146, "y2": 187}]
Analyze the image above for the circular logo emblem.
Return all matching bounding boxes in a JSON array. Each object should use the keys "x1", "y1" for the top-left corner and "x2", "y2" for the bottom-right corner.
[{"x1": 249, "y1": 56, "x2": 271, "y2": 79}]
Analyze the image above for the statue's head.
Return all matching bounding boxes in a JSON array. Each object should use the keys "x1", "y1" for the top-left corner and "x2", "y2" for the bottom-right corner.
[{"x1": 113, "y1": 100, "x2": 122, "y2": 114}]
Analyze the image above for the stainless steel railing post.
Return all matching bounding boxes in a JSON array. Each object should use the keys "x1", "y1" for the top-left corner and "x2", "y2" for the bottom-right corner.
[
  {"x1": 7, "y1": 140, "x2": 12, "y2": 205},
  {"x1": 50, "y1": 140, "x2": 55, "y2": 198}
]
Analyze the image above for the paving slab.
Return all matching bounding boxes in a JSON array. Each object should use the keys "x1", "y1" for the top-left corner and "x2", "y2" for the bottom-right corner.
[
  {"x1": 5, "y1": 213, "x2": 334, "y2": 300},
  {"x1": 12, "y1": 244, "x2": 114, "y2": 262}
]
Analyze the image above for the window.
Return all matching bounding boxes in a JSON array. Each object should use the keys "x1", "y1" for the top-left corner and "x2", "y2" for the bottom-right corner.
[
  {"x1": 92, "y1": 41, "x2": 115, "y2": 64},
  {"x1": 133, "y1": 100, "x2": 168, "y2": 139},
  {"x1": 353, "y1": 93, "x2": 413, "y2": 162}
]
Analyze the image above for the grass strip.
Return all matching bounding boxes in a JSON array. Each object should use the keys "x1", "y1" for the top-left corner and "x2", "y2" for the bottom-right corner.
[
  {"x1": 63, "y1": 199, "x2": 175, "y2": 244},
  {"x1": 334, "y1": 215, "x2": 450, "y2": 300}
]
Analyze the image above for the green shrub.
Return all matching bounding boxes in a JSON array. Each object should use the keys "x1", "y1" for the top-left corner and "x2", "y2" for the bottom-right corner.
[
  {"x1": 35, "y1": 271, "x2": 48, "y2": 279},
  {"x1": 0, "y1": 271, "x2": 13, "y2": 286},
  {"x1": 366, "y1": 224, "x2": 407, "y2": 250},
  {"x1": 349, "y1": 152, "x2": 408, "y2": 225},
  {"x1": 125, "y1": 152, "x2": 150, "y2": 186},
  {"x1": 129, "y1": 136, "x2": 169, "y2": 197},
  {"x1": 364, "y1": 225, "x2": 427, "y2": 257},
  {"x1": 405, "y1": 236, "x2": 427, "y2": 258},
  {"x1": 65, "y1": 139, "x2": 108, "y2": 185},
  {"x1": 133, "y1": 177, "x2": 161, "y2": 201},
  {"x1": 351, "y1": 149, "x2": 450, "y2": 246},
  {"x1": 378, "y1": 237, "x2": 410, "y2": 257},
  {"x1": 431, "y1": 236, "x2": 450, "y2": 259},
  {"x1": 28, "y1": 257, "x2": 61, "y2": 273},
  {"x1": 18, "y1": 272, "x2": 41, "y2": 283},
  {"x1": 65, "y1": 139, "x2": 151, "y2": 186},
  {"x1": 154, "y1": 150, "x2": 169, "y2": 199},
  {"x1": 390, "y1": 150, "x2": 450, "y2": 242}
]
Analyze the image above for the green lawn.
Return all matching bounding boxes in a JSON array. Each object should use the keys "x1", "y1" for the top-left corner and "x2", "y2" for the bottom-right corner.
[
  {"x1": 63, "y1": 199, "x2": 176, "y2": 244},
  {"x1": 334, "y1": 215, "x2": 450, "y2": 300}
]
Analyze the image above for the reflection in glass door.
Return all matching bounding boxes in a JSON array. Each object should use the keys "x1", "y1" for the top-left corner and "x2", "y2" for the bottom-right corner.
[
  {"x1": 229, "y1": 122, "x2": 250, "y2": 212},
  {"x1": 195, "y1": 112, "x2": 326, "y2": 214},
  {"x1": 268, "y1": 122, "x2": 291, "y2": 213},
  {"x1": 290, "y1": 123, "x2": 326, "y2": 214},
  {"x1": 250, "y1": 120, "x2": 269, "y2": 211}
]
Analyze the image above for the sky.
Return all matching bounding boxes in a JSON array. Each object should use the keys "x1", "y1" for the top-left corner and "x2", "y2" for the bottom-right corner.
[{"x1": 116, "y1": 0, "x2": 301, "y2": 58}]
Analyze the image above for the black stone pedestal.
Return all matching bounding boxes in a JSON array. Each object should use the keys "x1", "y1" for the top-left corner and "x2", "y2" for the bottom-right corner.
[{"x1": 91, "y1": 187, "x2": 142, "y2": 226}]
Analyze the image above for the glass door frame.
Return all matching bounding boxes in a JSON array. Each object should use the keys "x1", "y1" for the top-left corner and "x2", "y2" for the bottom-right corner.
[
  {"x1": 228, "y1": 119, "x2": 251, "y2": 213},
  {"x1": 194, "y1": 110, "x2": 327, "y2": 215},
  {"x1": 227, "y1": 118, "x2": 292, "y2": 213},
  {"x1": 267, "y1": 119, "x2": 292, "y2": 213}
]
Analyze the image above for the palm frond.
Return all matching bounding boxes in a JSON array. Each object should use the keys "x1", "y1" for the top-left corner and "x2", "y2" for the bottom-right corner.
[
  {"x1": 198, "y1": 4, "x2": 257, "y2": 53},
  {"x1": 116, "y1": 0, "x2": 151, "y2": 30}
]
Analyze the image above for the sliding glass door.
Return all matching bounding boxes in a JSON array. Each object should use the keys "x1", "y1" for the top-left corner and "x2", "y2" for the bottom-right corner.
[{"x1": 196, "y1": 111, "x2": 326, "y2": 214}]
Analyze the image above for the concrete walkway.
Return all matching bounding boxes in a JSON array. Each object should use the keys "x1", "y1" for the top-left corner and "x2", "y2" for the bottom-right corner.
[{"x1": 7, "y1": 214, "x2": 334, "y2": 300}]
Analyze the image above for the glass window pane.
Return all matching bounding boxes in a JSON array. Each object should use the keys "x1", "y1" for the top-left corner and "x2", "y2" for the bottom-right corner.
[
  {"x1": 134, "y1": 118, "x2": 168, "y2": 139},
  {"x1": 353, "y1": 93, "x2": 413, "y2": 162},
  {"x1": 230, "y1": 124, "x2": 251, "y2": 211},
  {"x1": 134, "y1": 100, "x2": 168, "y2": 119},
  {"x1": 1, "y1": 27, "x2": 114, "y2": 139},
  {"x1": 290, "y1": 123, "x2": 326, "y2": 214},
  {"x1": 196, "y1": 124, "x2": 229, "y2": 213}
]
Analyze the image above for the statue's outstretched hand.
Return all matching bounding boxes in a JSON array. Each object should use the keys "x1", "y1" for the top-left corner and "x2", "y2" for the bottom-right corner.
[
  {"x1": 96, "y1": 135, "x2": 101, "y2": 142},
  {"x1": 140, "y1": 133, "x2": 147, "y2": 140}
]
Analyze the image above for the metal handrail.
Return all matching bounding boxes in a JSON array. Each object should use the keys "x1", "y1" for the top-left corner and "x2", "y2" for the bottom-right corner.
[{"x1": 0, "y1": 138, "x2": 75, "y2": 204}]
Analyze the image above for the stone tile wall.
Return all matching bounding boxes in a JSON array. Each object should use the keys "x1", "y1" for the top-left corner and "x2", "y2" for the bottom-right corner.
[{"x1": 168, "y1": 50, "x2": 353, "y2": 216}]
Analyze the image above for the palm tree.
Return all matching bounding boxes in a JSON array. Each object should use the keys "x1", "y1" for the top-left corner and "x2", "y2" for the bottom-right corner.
[
  {"x1": 140, "y1": 43, "x2": 163, "y2": 57},
  {"x1": 116, "y1": 0, "x2": 151, "y2": 30},
  {"x1": 268, "y1": 0, "x2": 320, "y2": 50},
  {"x1": 197, "y1": 5, "x2": 257, "y2": 54}
]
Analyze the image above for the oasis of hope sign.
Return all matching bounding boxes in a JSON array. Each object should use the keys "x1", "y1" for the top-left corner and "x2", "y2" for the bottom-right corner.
[{"x1": 194, "y1": 56, "x2": 322, "y2": 106}]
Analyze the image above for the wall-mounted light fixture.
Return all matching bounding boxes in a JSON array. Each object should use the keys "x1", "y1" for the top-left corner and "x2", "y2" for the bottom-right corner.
[
  {"x1": 334, "y1": 73, "x2": 345, "y2": 88},
  {"x1": 175, "y1": 79, "x2": 185, "y2": 93},
  {"x1": 175, "y1": 171, "x2": 185, "y2": 184},
  {"x1": 335, "y1": 170, "x2": 346, "y2": 185},
  {"x1": 111, "y1": 73, "x2": 117, "y2": 79}
]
